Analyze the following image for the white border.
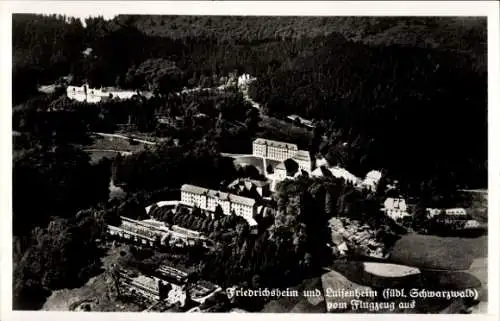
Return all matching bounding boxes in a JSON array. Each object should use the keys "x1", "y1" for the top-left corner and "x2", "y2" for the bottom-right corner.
[{"x1": 1, "y1": 1, "x2": 499, "y2": 321}]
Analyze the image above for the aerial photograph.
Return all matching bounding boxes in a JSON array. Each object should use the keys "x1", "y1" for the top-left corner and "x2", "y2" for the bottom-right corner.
[{"x1": 11, "y1": 10, "x2": 488, "y2": 314}]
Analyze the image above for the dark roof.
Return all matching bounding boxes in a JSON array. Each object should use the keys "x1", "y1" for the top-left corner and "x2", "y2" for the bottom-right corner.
[
  {"x1": 253, "y1": 138, "x2": 298, "y2": 150},
  {"x1": 155, "y1": 265, "x2": 189, "y2": 284}
]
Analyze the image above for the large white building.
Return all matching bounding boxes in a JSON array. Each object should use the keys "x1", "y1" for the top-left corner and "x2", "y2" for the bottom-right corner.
[
  {"x1": 180, "y1": 184, "x2": 257, "y2": 226},
  {"x1": 253, "y1": 138, "x2": 298, "y2": 161},
  {"x1": 67, "y1": 84, "x2": 140, "y2": 103},
  {"x1": 252, "y1": 138, "x2": 312, "y2": 173}
]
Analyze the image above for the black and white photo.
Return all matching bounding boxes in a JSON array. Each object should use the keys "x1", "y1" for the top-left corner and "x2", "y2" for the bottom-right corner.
[{"x1": 2, "y1": 1, "x2": 499, "y2": 318}]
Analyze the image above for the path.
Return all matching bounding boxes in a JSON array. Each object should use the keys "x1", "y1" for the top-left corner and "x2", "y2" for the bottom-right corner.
[
  {"x1": 92, "y1": 132, "x2": 157, "y2": 145},
  {"x1": 220, "y1": 152, "x2": 253, "y2": 158},
  {"x1": 459, "y1": 189, "x2": 488, "y2": 194},
  {"x1": 84, "y1": 148, "x2": 133, "y2": 155}
]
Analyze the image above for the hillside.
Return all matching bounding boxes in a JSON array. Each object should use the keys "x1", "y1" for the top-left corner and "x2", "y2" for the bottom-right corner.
[{"x1": 116, "y1": 16, "x2": 485, "y2": 58}]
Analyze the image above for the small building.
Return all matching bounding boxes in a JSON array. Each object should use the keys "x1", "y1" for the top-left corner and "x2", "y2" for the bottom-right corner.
[
  {"x1": 361, "y1": 170, "x2": 383, "y2": 192},
  {"x1": 82, "y1": 47, "x2": 93, "y2": 57},
  {"x1": 291, "y1": 150, "x2": 312, "y2": 173},
  {"x1": 157, "y1": 115, "x2": 185, "y2": 128},
  {"x1": 227, "y1": 178, "x2": 271, "y2": 198},
  {"x1": 274, "y1": 162, "x2": 288, "y2": 180},
  {"x1": 190, "y1": 280, "x2": 223, "y2": 304},
  {"x1": 382, "y1": 198, "x2": 410, "y2": 221},
  {"x1": 426, "y1": 208, "x2": 443, "y2": 218},
  {"x1": 426, "y1": 207, "x2": 467, "y2": 218},
  {"x1": 237, "y1": 73, "x2": 255, "y2": 88},
  {"x1": 286, "y1": 114, "x2": 315, "y2": 129},
  {"x1": 315, "y1": 156, "x2": 329, "y2": 168},
  {"x1": 444, "y1": 208, "x2": 467, "y2": 216}
]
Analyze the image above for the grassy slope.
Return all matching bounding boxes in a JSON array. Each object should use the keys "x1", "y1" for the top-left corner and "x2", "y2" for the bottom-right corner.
[{"x1": 390, "y1": 234, "x2": 487, "y2": 270}]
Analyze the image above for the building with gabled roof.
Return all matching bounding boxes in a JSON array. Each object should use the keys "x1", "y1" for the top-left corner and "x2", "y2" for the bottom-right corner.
[
  {"x1": 253, "y1": 138, "x2": 298, "y2": 161},
  {"x1": 291, "y1": 150, "x2": 312, "y2": 173},
  {"x1": 181, "y1": 184, "x2": 258, "y2": 226}
]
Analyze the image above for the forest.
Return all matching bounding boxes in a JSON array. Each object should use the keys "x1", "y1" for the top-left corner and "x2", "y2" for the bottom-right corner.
[{"x1": 12, "y1": 14, "x2": 487, "y2": 310}]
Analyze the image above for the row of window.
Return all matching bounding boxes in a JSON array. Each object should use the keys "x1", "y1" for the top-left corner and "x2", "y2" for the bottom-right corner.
[{"x1": 182, "y1": 192, "x2": 254, "y2": 216}]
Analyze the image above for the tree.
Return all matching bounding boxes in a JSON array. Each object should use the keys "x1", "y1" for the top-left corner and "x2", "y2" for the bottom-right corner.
[
  {"x1": 192, "y1": 206, "x2": 203, "y2": 218},
  {"x1": 117, "y1": 196, "x2": 148, "y2": 220},
  {"x1": 13, "y1": 145, "x2": 109, "y2": 236},
  {"x1": 412, "y1": 202, "x2": 428, "y2": 232},
  {"x1": 214, "y1": 205, "x2": 224, "y2": 220}
]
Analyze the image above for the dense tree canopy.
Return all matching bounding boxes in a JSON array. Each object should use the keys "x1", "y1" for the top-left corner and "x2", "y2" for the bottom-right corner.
[
  {"x1": 13, "y1": 145, "x2": 110, "y2": 236},
  {"x1": 13, "y1": 210, "x2": 106, "y2": 310}
]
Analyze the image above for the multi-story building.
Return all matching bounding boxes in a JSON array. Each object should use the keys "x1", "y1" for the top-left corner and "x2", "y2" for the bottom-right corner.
[
  {"x1": 180, "y1": 184, "x2": 257, "y2": 226},
  {"x1": 67, "y1": 84, "x2": 142, "y2": 103},
  {"x1": 252, "y1": 138, "x2": 298, "y2": 161},
  {"x1": 253, "y1": 138, "x2": 312, "y2": 175}
]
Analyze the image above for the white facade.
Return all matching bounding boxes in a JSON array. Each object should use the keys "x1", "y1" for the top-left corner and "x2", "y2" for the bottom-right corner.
[
  {"x1": 292, "y1": 150, "x2": 312, "y2": 173},
  {"x1": 315, "y1": 157, "x2": 329, "y2": 168},
  {"x1": 312, "y1": 166, "x2": 361, "y2": 185},
  {"x1": 252, "y1": 138, "x2": 298, "y2": 162},
  {"x1": 427, "y1": 207, "x2": 467, "y2": 218},
  {"x1": 362, "y1": 170, "x2": 383, "y2": 192},
  {"x1": 426, "y1": 208, "x2": 442, "y2": 218},
  {"x1": 67, "y1": 84, "x2": 139, "y2": 103},
  {"x1": 181, "y1": 184, "x2": 257, "y2": 226},
  {"x1": 383, "y1": 198, "x2": 410, "y2": 221},
  {"x1": 274, "y1": 163, "x2": 288, "y2": 180},
  {"x1": 445, "y1": 208, "x2": 467, "y2": 216},
  {"x1": 237, "y1": 74, "x2": 256, "y2": 88}
]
